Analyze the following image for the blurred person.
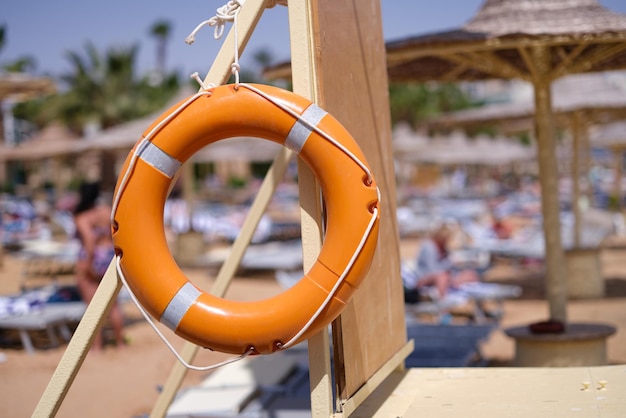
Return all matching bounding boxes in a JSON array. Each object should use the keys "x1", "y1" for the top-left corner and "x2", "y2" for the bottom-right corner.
[
  {"x1": 487, "y1": 197, "x2": 515, "y2": 239},
  {"x1": 491, "y1": 213, "x2": 514, "y2": 240},
  {"x1": 73, "y1": 181, "x2": 125, "y2": 351},
  {"x1": 30, "y1": 213, "x2": 53, "y2": 241},
  {"x1": 403, "y1": 224, "x2": 479, "y2": 301}
]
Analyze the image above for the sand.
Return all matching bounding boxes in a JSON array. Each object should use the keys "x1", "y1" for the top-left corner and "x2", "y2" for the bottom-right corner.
[{"x1": 0, "y1": 240, "x2": 625, "y2": 418}]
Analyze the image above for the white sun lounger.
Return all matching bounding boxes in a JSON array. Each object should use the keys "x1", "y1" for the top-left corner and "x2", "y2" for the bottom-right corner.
[
  {"x1": 0, "y1": 301, "x2": 86, "y2": 355},
  {"x1": 166, "y1": 351, "x2": 300, "y2": 417}
]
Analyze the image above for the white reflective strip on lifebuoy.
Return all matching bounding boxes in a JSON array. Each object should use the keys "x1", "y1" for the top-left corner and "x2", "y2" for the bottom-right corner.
[
  {"x1": 284, "y1": 104, "x2": 327, "y2": 154},
  {"x1": 160, "y1": 282, "x2": 201, "y2": 330},
  {"x1": 137, "y1": 138, "x2": 181, "y2": 178}
]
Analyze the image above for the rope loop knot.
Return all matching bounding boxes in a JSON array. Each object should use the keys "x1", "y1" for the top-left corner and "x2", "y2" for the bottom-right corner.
[{"x1": 185, "y1": 0, "x2": 245, "y2": 44}]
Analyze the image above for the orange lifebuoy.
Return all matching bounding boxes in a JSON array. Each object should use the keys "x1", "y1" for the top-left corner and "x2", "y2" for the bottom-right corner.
[{"x1": 112, "y1": 84, "x2": 379, "y2": 355}]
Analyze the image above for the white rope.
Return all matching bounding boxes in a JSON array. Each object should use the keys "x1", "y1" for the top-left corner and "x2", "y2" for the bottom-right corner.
[
  {"x1": 115, "y1": 256, "x2": 253, "y2": 371},
  {"x1": 190, "y1": 72, "x2": 215, "y2": 90},
  {"x1": 185, "y1": 0, "x2": 243, "y2": 85},
  {"x1": 185, "y1": 0, "x2": 245, "y2": 44},
  {"x1": 231, "y1": 3, "x2": 242, "y2": 84}
]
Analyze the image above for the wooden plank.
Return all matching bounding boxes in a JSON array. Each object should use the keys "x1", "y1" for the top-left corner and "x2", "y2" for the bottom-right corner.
[
  {"x1": 286, "y1": 2, "x2": 333, "y2": 417},
  {"x1": 340, "y1": 341, "x2": 413, "y2": 417},
  {"x1": 308, "y1": 0, "x2": 407, "y2": 404},
  {"x1": 32, "y1": 259, "x2": 122, "y2": 417},
  {"x1": 353, "y1": 366, "x2": 626, "y2": 417}
]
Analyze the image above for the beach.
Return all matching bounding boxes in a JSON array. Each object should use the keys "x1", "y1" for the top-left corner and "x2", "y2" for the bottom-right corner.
[{"x1": 1, "y1": 240, "x2": 625, "y2": 418}]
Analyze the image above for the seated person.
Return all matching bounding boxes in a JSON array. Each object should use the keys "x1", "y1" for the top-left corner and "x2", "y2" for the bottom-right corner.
[{"x1": 403, "y1": 224, "x2": 479, "y2": 303}]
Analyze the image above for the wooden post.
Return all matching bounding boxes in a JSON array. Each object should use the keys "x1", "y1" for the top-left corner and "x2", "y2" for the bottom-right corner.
[
  {"x1": 531, "y1": 45, "x2": 568, "y2": 323},
  {"x1": 305, "y1": 1, "x2": 408, "y2": 414},
  {"x1": 32, "y1": 260, "x2": 123, "y2": 417},
  {"x1": 286, "y1": 2, "x2": 334, "y2": 416}
]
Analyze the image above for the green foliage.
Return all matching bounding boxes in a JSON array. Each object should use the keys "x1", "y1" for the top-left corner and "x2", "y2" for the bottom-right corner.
[
  {"x1": 13, "y1": 41, "x2": 179, "y2": 134},
  {"x1": 250, "y1": 162, "x2": 272, "y2": 178},
  {"x1": 149, "y1": 20, "x2": 172, "y2": 77},
  {"x1": 0, "y1": 182, "x2": 15, "y2": 194},
  {"x1": 3, "y1": 56, "x2": 36, "y2": 72},
  {"x1": 227, "y1": 176, "x2": 247, "y2": 189},
  {"x1": 8, "y1": 21, "x2": 281, "y2": 141},
  {"x1": 0, "y1": 24, "x2": 5, "y2": 54},
  {"x1": 0, "y1": 24, "x2": 38, "y2": 73},
  {"x1": 516, "y1": 131, "x2": 532, "y2": 146},
  {"x1": 149, "y1": 20, "x2": 172, "y2": 38},
  {"x1": 607, "y1": 194, "x2": 621, "y2": 211},
  {"x1": 388, "y1": 82, "x2": 476, "y2": 128}
]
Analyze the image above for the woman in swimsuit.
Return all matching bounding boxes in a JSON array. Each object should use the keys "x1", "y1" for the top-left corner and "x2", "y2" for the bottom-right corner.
[{"x1": 73, "y1": 181, "x2": 125, "y2": 351}]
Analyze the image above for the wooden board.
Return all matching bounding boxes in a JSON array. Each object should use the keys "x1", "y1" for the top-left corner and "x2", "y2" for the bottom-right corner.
[
  {"x1": 353, "y1": 366, "x2": 626, "y2": 417},
  {"x1": 308, "y1": 0, "x2": 407, "y2": 402}
]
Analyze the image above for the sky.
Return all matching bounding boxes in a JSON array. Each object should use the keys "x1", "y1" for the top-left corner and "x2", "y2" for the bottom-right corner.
[{"x1": 3, "y1": 1, "x2": 626, "y2": 80}]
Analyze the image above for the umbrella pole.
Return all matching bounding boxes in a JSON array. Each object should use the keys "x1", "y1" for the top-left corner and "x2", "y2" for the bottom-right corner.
[
  {"x1": 571, "y1": 112, "x2": 583, "y2": 248},
  {"x1": 532, "y1": 46, "x2": 568, "y2": 323}
]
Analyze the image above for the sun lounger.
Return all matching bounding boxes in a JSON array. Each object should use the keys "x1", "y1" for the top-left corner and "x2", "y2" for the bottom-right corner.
[
  {"x1": 166, "y1": 350, "x2": 301, "y2": 417},
  {"x1": 18, "y1": 239, "x2": 80, "y2": 289},
  {"x1": 0, "y1": 301, "x2": 86, "y2": 355},
  {"x1": 203, "y1": 240, "x2": 304, "y2": 271},
  {"x1": 457, "y1": 281, "x2": 522, "y2": 322},
  {"x1": 401, "y1": 260, "x2": 522, "y2": 324},
  {"x1": 404, "y1": 321, "x2": 496, "y2": 367}
]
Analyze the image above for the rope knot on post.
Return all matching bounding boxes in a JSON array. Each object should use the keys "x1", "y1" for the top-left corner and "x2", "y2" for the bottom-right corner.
[{"x1": 185, "y1": 0, "x2": 246, "y2": 44}]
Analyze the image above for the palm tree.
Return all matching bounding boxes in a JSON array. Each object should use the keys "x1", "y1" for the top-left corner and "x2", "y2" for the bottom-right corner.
[
  {"x1": 0, "y1": 25, "x2": 37, "y2": 72},
  {"x1": 149, "y1": 20, "x2": 172, "y2": 80},
  {"x1": 13, "y1": 41, "x2": 179, "y2": 134},
  {"x1": 3, "y1": 57, "x2": 36, "y2": 73},
  {"x1": 0, "y1": 25, "x2": 5, "y2": 56},
  {"x1": 60, "y1": 42, "x2": 179, "y2": 132}
]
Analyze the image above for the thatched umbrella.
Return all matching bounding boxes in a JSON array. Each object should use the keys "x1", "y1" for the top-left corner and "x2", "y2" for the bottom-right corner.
[
  {"x1": 0, "y1": 72, "x2": 56, "y2": 187},
  {"x1": 431, "y1": 72, "x2": 626, "y2": 131},
  {"x1": 399, "y1": 127, "x2": 532, "y2": 206},
  {"x1": 591, "y1": 120, "x2": 626, "y2": 150},
  {"x1": 0, "y1": 123, "x2": 80, "y2": 161},
  {"x1": 429, "y1": 71, "x2": 626, "y2": 246},
  {"x1": 0, "y1": 123, "x2": 80, "y2": 194},
  {"x1": 1, "y1": 86, "x2": 282, "y2": 194},
  {"x1": 384, "y1": 0, "x2": 626, "y2": 324},
  {"x1": 0, "y1": 73, "x2": 55, "y2": 102},
  {"x1": 394, "y1": 129, "x2": 536, "y2": 166}
]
